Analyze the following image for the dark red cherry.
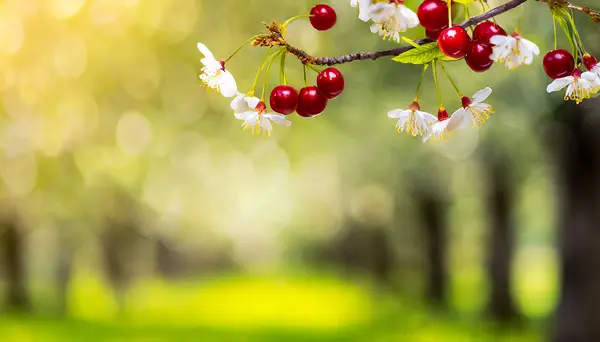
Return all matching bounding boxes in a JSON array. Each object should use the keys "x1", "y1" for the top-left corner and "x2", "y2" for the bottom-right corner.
[
  {"x1": 438, "y1": 26, "x2": 471, "y2": 59},
  {"x1": 472, "y1": 21, "x2": 507, "y2": 44},
  {"x1": 543, "y1": 49, "x2": 575, "y2": 79},
  {"x1": 316, "y1": 67, "x2": 345, "y2": 99},
  {"x1": 465, "y1": 40, "x2": 494, "y2": 72},
  {"x1": 310, "y1": 4, "x2": 337, "y2": 31},
  {"x1": 426, "y1": 25, "x2": 448, "y2": 40},
  {"x1": 297, "y1": 86, "x2": 328, "y2": 117},
  {"x1": 269, "y1": 85, "x2": 299, "y2": 115},
  {"x1": 418, "y1": 0, "x2": 449, "y2": 31}
]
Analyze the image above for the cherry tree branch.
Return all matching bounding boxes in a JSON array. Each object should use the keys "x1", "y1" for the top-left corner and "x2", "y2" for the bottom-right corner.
[
  {"x1": 568, "y1": 3, "x2": 600, "y2": 22},
  {"x1": 283, "y1": 0, "x2": 530, "y2": 66}
]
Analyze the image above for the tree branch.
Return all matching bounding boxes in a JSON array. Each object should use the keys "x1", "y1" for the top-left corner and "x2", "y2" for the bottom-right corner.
[
  {"x1": 284, "y1": 0, "x2": 530, "y2": 66},
  {"x1": 568, "y1": 3, "x2": 600, "y2": 22}
]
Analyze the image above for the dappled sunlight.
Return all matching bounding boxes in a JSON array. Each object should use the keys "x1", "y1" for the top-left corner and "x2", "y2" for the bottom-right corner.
[{"x1": 125, "y1": 275, "x2": 371, "y2": 330}]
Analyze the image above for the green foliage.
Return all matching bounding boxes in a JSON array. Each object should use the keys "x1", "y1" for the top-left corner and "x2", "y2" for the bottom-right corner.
[
  {"x1": 393, "y1": 38, "x2": 457, "y2": 65},
  {"x1": 393, "y1": 42, "x2": 445, "y2": 65}
]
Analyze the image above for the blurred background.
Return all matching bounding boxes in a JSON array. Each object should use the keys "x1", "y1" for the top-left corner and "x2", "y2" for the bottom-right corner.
[{"x1": 0, "y1": 0, "x2": 599, "y2": 341}]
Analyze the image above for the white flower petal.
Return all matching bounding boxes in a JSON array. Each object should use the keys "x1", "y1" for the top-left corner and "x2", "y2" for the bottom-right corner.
[
  {"x1": 520, "y1": 38, "x2": 540, "y2": 56},
  {"x1": 387, "y1": 109, "x2": 411, "y2": 119},
  {"x1": 260, "y1": 116, "x2": 273, "y2": 133},
  {"x1": 547, "y1": 76, "x2": 574, "y2": 93},
  {"x1": 370, "y1": 23, "x2": 380, "y2": 34},
  {"x1": 244, "y1": 96, "x2": 261, "y2": 110},
  {"x1": 197, "y1": 42, "x2": 215, "y2": 61},
  {"x1": 368, "y1": 3, "x2": 395, "y2": 22},
  {"x1": 416, "y1": 111, "x2": 438, "y2": 125},
  {"x1": 398, "y1": 5, "x2": 419, "y2": 28},
  {"x1": 264, "y1": 113, "x2": 292, "y2": 127},
  {"x1": 472, "y1": 87, "x2": 492, "y2": 104},
  {"x1": 423, "y1": 120, "x2": 449, "y2": 142},
  {"x1": 219, "y1": 71, "x2": 238, "y2": 97},
  {"x1": 446, "y1": 108, "x2": 471, "y2": 131},
  {"x1": 231, "y1": 94, "x2": 249, "y2": 113},
  {"x1": 490, "y1": 35, "x2": 509, "y2": 46},
  {"x1": 582, "y1": 71, "x2": 598, "y2": 83}
]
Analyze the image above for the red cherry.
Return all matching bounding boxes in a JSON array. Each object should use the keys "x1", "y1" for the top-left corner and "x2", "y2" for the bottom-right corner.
[
  {"x1": 310, "y1": 4, "x2": 337, "y2": 31},
  {"x1": 418, "y1": 0, "x2": 449, "y2": 31},
  {"x1": 426, "y1": 25, "x2": 448, "y2": 40},
  {"x1": 465, "y1": 40, "x2": 494, "y2": 72},
  {"x1": 316, "y1": 68, "x2": 345, "y2": 99},
  {"x1": 269, "y1": 85, "x2": 299, "y2": 115},
  {"x1": 297, "y1": 86, "x2": 328, "y2": 117},
  {"x1": 543, "y1": 49, "x2": 575, "y2": 79},
  {"x1": 584, "y1": 54, "x2": 598, "y2": 71},
  {"x1": 438, "y1": 26, "x2": 471, "y2": 59},
  {"x1": 472, "y1": 21, "x2": 507, "y2": 44}
]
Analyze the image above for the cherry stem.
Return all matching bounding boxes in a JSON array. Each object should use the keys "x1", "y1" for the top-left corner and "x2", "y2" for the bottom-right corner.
[
  {"x1": 250, "y1": 48, "x2": 274, "y2": 95},
  {"x1": 553, "y1": 14, "x2": 558, "y2": 50},
  {"x1": 225, "y1": 35, "x2": 260, "y2": 63},
  {"x1": 432, "y1": 60, "x2": 443, "y2": 107},
  {"x1": 261, "y1": 48, "x2": 286, "y2": 100},
  {"x1": 439, "y1": 62, "x2": 462, "y2": 97},
  {"x1": 281, "y1": 14, "x2": 313, "y2": 35},
  {"x1": 415, "y1": 64, "x2": 429, "y2": 101},
  {"x1": 448, "y1": 0, "x2": 453, "y2": 27},
  {"x1": 465, "y1": 5, "x2": 473, "y2": 33},
  {"x1": 284, "y1": 0, "x2": 530, "y2": 65},
  {"x1": 306, "y1": 63, "x2": 322, "y2": 74},
  {"x1": 280, "y1": 51, "x2": 287, "y2": 85},
  {"x1": 567, "y1": 9, "x2": 587, "y2": 56},
  {"x1": 303, "y1": 64, "x2": 308, "y2": 86},
  {"x1": 486, "y1": 1, "x2": 498, "y2": 24}
]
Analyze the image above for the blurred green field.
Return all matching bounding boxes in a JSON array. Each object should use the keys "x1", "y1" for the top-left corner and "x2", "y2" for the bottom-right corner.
[{"x1": 2, "y1": 273, "x2": 543, "y2": 342}]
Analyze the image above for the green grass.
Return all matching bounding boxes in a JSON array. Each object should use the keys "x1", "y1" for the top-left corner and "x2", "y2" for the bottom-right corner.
[{"x1": 1, "y1": 273, "x2": 544, "y2": 342}]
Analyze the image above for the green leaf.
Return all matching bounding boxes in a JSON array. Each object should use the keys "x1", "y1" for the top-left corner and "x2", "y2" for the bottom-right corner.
[
  {"x1": 393, "y1": 42, "x2": 445, "y2": 65},
  {"x1": 401, "y1": 36, "x2": 421, "y2": 48},
  {"x1": 438, "y1": 55, "x2": 459, "y2": 62}
]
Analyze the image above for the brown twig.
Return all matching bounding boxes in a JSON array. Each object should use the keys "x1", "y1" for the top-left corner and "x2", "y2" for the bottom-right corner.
[
  {"x1": 279, "y1": 0, "x2": 531, "y2": 66},
  {"x1": 568, "y1": 3, "x2": 600, "y2": 22}
]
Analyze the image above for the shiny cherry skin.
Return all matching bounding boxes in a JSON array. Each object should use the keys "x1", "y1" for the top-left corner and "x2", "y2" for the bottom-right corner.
[
  {"x1": 465, "y1": 40, "x2": 494, "y2": 72},
  {"x1": 310, "y1": 4, "x2": 337, "y2": 31},
  {"x1": 316, "y1": 68, "x2": 345, "y2": 99},
  {"x1": 472, "y1": 21, "x2": 507, "y2": 44},
  {"x1": 426, "y1": 25, "x2": 448, "y2": 40},
  {"x1": 418, "y1": 0, "x2": 449, "y2": 31},
  {"x1": 543, "y1": 49, "x2": 575, "y2": 79},
  {"x1": 269, "y1": 85, "x2": 299, "y2": 115},
  {"x1": 438, "y1": 26, "x2": 471, "y2": 59},
  {"x1": 297, "y1": 86, "x2": 328, "y2": 117}
]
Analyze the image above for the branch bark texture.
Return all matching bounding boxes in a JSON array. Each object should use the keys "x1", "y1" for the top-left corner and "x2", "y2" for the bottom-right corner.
[{"x1": 285, "y1": 0, "x2": 529, "y2": 66}]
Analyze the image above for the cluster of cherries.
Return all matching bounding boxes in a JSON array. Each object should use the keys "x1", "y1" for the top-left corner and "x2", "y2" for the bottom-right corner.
[
  {"x1": 418, "y1": 0, "x2": 506, "y2": 72},
  {"x1": 269, "y1": 4, "x2": 344, "y2": 118},
  {"x1": 269, "y1": 67, "x2": 345, "y2": 117}
]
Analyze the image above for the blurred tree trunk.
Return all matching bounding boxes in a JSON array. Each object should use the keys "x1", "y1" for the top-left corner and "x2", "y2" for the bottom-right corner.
[
  {"x1": 335, "y1": 221, "x2": 394, "y2": 283},
  {"x1": 417, "y1": 191, "x2": 448, "y2": 307},
  {"x1": 100, "y1": 219, "x2": 138, "y2": 313},
  {"x1": 552, "y1": 100, "x2": 600, "y2": 342},
  {"x1": 0, "y1": 216, "x2": 30, "y2": 311},
  {"x1": 155, "y1": 237, "x2": 176, "y2": 278},
  {"x1": 55, "y1": 225, "x2": 74, "y2": 315},
  {"x1": 483, "y1": 148, "x2": 519, "y2": 322}
]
